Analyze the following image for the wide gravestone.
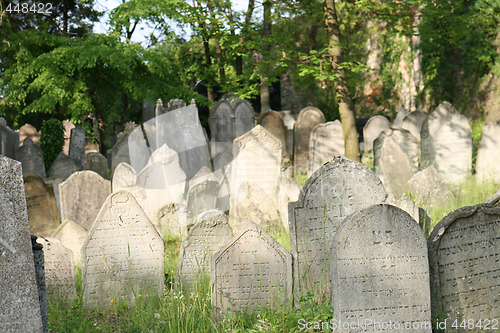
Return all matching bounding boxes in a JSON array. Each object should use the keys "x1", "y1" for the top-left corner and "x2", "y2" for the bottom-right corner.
[
  {"x1": 60, "y1": 171, "x2": 111, "y2": 230},
  {"x1": 186, "y1": 167, "x2": 219, "y2": 219},
  {"x1": 83, "y1": 152, "x2": 109, "y2": 179},
  {"x1": 230, "y1": 125, "x2": 282, "y2": 230},
  {"x1": 293, "y1": 106, "x2": 325, "y2": 174},
  {"x1": 331, "y1": 204, "x2": 432, "y2": 332},
  {"x1": 24, "y1": 174, "x2": 61, "y2": 237},
  {"x1": 428, "y1": 204, "x2": 500, "y2": 324},
  {"x1": 82, "y1": 191, "x2": 164, "y2": 308},
  {"x1": 308, "y1": 120, "x2": 345, "y2": 177},
  {"x1": 212, "y1": 222, "x2": 292, "y2": 316},
  {"x1": 289, "y1": 156, "x2": 386, "y2": 303},
  {"x1": 257, "y1": 111, "x2": 288, "y2": 158},
  {"x1": 48, "y1": 152, "x2": 83, "y2": 181},
  {"x1": 177, "y1": 210, "x2": 233, "y2": 292},
  {"x1": 475, "y1": 121, "x2": 500, "y2": 183},
  {"x1": 0, "y1": 156, "x2": 44, "y2": 332},
  {"x1": 421, "y1": 101, "x2": 472, "y2": 184},
  {"x1": 17, "y1": 137, "x2": 46, "y2": 178}
]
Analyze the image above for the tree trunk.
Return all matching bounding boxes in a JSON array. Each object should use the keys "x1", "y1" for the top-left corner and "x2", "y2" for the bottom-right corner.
[
  {"x1": 322, "y1": 0, "x2": 360, "y2": 162},
  {"x1": 260, "y1": 0, "x2": 272, "y2": 113},
  {"x1": 236, "y1": 0, "x2": 255, "y2": 77}
]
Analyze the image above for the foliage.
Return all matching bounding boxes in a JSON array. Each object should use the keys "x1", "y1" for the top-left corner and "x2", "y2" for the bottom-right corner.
[{"x1": 39, "y1": 118, "x2": 64, "y2": 170}]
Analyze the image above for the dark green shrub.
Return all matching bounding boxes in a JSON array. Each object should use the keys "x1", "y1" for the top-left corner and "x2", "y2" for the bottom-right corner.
[{"x1": 40, "y1": 119, "x2": 65, "y2": 170}]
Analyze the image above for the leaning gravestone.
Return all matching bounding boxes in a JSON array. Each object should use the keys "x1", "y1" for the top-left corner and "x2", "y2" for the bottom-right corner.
[
  {"x1": 428, "y1": 204, "x2": 500, "y2": 324},
  {"x1": 36, "y1": 237, "x2": 76, "y2": 300},
  {"x1": 69, "y1": 127, "x2": 86, "y2": 164},
  {"x1": 401, "y1": 111, "x2": 427, "y2": 142},
  {"x1": 83, "y1": 152, "x2": 109, "y2": 179},
  {"x1": 59, "y1": 171, "x2": 111, "y2": 230},
  {"x1": 0, "y1": 156, "x2": 44, "y2": 332},
  {"x1": 0, "y1": 117, "x2": 20, "y2": 159},
  {"x1": 186, "y1": 167, "x2": 219, "y2": 219},
  {"x1": 421, "y1": 101, "x2": 472, "y2": 184},
  {"x1": 48, "y1": 152, "x2": 83, "y2": 181},
  {"x1": 307, "y1": 120, "x2": 345, "y2": 177},
  {"x1": 332, "y1": 204, "x2": 432, "y2": 332},
  {"x1": 289, "y1": 156, "x2": 386, "y2": 303},
  {"x1": 361, "y1": 115, "x2": 390, "y2": 165},
  {"x1": 475, "y1": 121, "x2": 500, "y2": 183},
  {"x1": 257, "y1": 110, "x2": 288, "y2": 158},
  {"x1": 293, "y1": 106, "x2": 325, "y2": 174},
  {"x1": 230, "y1": 125, "x2": 282, "y2": 230},
  {"x1": 82, "y1": 191, "x2": 164, "y2": 308},
  {"x1": 51, "y1": 220, "x2": 87, "y2": 266},
  {"x1": 24, "y1": 174, "x2": 61, "y2": 237},
  {"x1": 212, "y1": 222, "x2": 292, "y2": 316},
  {"x1": 16, "y1": 137, "x2": 46, "y2": 178},
  {"x1": 177, "y1": 210, "x2": 233, "y2": 292}
]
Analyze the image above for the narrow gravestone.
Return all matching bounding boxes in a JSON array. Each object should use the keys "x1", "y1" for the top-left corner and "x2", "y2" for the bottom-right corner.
[
  {"x1": 475, "y1": 121, "x2": 500, "y2": 183},
  {"x1": 0, "y1": 156, "x2": 44, "y2": 332},
  {"x1": 82, "y1": 191, "x2": 164, "y2": 308},
  {"x1": 177, "y1": 210, "x2": 233, "y2": 292},
  {"x1": 332, "y1": 204, "x2": 432, "y2": 332},
  {"x1": 233, "y1": 100, "x2": 255, "y2": 138},
  {"x1": 421, "y1": 101, "x2": 472, "y2": 184},
  {"x1": 257, "y1": 110, "x2": 288, "y2": 158},
  {"x1": 69, "y1": 127, "x2": 86, "y2": 164},
  {"x1": 19, "y1": 124, "x2": 41, "y2": 146},
  {"x1": 289, "y1": 156, "x2": 386, "y2": 303},
  {"x1": 36, "y1": 237, "x2": 76, "y2": 300},
  {"x1": 83, "y1": 152, "x2": 109, "y2": 180},
  {"x1": 186, "y1": 167, "x2": 219, "y2": 219},
  {"x1": 282, "y1": 111, "x2": 295, "y2": 159},
  {"x1": 128, "y1": 124, "x2": 151, "y2": 174},
  {"x1": 401, "y1": 111, "x2": 427, "y2": 142},
  {"x1": 48, "y1": 152, "x2": 83, "y2": 181},
  {"x1": 51, "y1": 220, "x2": 87, "y2": 266},
  {"x1": 62, "y1": 120, "x2": 75, "y2": 156},
  {"x1": 361, "y1": 115, "x2": 390, "y2": 165},
  {"x1": 428, "y1": 204, "x2": 500, "y2": 325},
  {"x1": 212, "y1": 222, "x2": 292, "y2": 317},
  {"x1": 142, "y1": 99, "x2": 155, "y2": 123},
  {"x1": 307, "y1": 120, "x2": 345, "y2": 177},
  {"x1": 0, "y1": 118, "x2": 20, "y2": 159},
  {"x1": 23, "y1": 174, "x2": 61, "y2": 237},
  {"x1": 59, "y1": 171, "x2": 111, "y2": 230},
  {"x1": 293, "y1": 106, "x2": 325, "y2": 174},
  {"x1": 16, "y1": 137, "x2": 46, "y2": 178},
  {"x1": 230, "y1": 125, "x2": 282, "y2": 231}
]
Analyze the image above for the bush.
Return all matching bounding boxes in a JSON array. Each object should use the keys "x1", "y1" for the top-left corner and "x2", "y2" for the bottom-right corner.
[{"x1": 40, "y1": 119, "x2": 65, "y2": 170}]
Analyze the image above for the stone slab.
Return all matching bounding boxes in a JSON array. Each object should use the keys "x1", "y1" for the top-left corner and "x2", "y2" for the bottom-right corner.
[
  {"x1": 24, "y1": 174, "x2": 60, "y2": 237},
  {"x1": 293, "y1": 106, "x2": 325, "y2": 174}
]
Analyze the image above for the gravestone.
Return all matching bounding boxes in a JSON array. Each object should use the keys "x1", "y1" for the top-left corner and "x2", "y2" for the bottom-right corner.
[
  {"x1": 48, "y1": 152, "x2": 83, "y2": 181},
  {"x1": 24, "y1": 174, "x2": 60, "y2": 237},
  {"x1": 152, "y1": 203, "x2": 190, "y2": 237},
  {"x1": 401, "y1": 111, "x2": 427, "y2": 142},
  {"x1": 186, "y1": 167, "x2": 219, "y2": 219},
  {"x1": 421, "y1": 101, "x2": 472, "y2": 184},
  {"x1": 36, "y1": 237, "x2": 76, "y2": 300},
  {"x1": 293, "y1": 106, "x2": 325, "y2": 174},
  {"x1": 374, "y1": 128, "x2": 419, "y2": 173},
  {"x1": 428, "y1": 204, "x2": 500, "y2": 324},
  {"x1": 212, "y1": 151, "x2": 234, "y2": 214},
  {"x1": 281, "y1": 111, "x2": 295, "y2": 158},
  {"x1": 142, "y1": 99, "x2": 155, "y2": 122},
  {"x1": 230, "y1": 125, "x2": 282, "y2": 230},
  {"x1": 177, "y1": 210, "x2": 233, "y2": 292},
  {"x1": 167, "y1": 98, "x2": 186, "y2": 111},
  {"x1": 17, "y1": 137, "x2": 46, "y2": 178},
  {"x1": 19, "y1": 124, "x2": 41, "y2": 146},
  {"x1": 408, "y1": 166, "x2": 453, "y2": 208},
  {"x1": 83, "y1": 152, "x2": 109, "y2": 179},
  {"x1": 0, "y1": 156, "x2": 44, "y2": 332},
  {"x1": 392, "y1": 106, "x2": 408, "y2": 127},
  {"x1": 82, "y1": 191, "x2": 164, "y2": 308},
  {"x1": 128, "y1": 124, "x2": 151, "y2": 174},
  {"x1": 52, "y1": 220, "x2": 87, "y2": 266},
  {"x1": 59, "y1": 171, "x2": 111, "y2": 230},
  {"x1": 257, "y1": 110, "x2": 288, "y2": 158},
  {"x1": 307, "y1": 120, "x2": 345, "y2": 177},
  {"x1": 112, "y1": 162, "x2": 137, "y2": 191},
  {"x1": 110, "y1": 132, "x2": 132, "y2": 175},
  {"x1": 289, "y1": 156, "x2": 386, "y2": 303},
  {"x1": 62, "y1": 120, "x2": 75, "y2": 155},
  {"x1": 69, "y1": 127, "x2": 86, "y2": 164},
  {"x1": 277, "y1": 167, "x2": 301, "y2": 231},
  {"x1": 475, "y1": 121, "x2": 500, "y2": 183},
  {"x1": 361, "y1": 115, "x2": 390, "y2": 165},
  {"x1": 212, "y1": 222, "x2": 292, "y2": 316},
  {"x1": 0, "y1": 117, "x2": 20, "y2": 159},
  {"x1": 331, "y1": 204, "x2": 432, "y2": 332}
]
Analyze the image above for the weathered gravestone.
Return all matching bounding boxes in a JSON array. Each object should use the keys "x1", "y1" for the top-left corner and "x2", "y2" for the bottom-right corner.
[
  {"x1": 331, "y1": 204, "x2": 432, "y2": 332},
  {"x1": 212, "y1": 222, "x2": 292, "y2": 317},
  {"x1": 60, "y1": 171, "x2": 111, "y2": 230},
  {"x1": 308, "y1": 120, "x2": 345, "y2": 177},
  {"x1": 186, "y1": 167, "x2": 219, "y2": 219},
  {"x1": 374, "y1": 128, "x2": 419, "y2": 173},
  {"x1": 361, "y1": 115, "x2": 390, "y2": 165},
  {"x1": 48, "y1": 152, "x2": 83, "y2": 181},
  {"x1": 177, "y1": 210, "x2": 233, "y2": 292},
  {"x1": 167, "y1": 98, "x2": 187, "y2": 111},
  {"x1": 52, "y1": 220, "x2": 87, "y2": 266},
  {"x1": 36, "y1": 237, "x2": 76, "y2": 300},
  {"x1": 289, "y1": 156, "x2": 386, "y2": 303},
  {"x1": 82, "y1": 191, "x2": 164, "y2": 308},
  {"x1": 293, "y1": 106, "x2": 325, "y2": 174},
  {"x1": 475, "y1": 121, "x2": 500, "y2": 183},
  {"x1": 83, "y1": 152, "x2": 109, "y2": 179},
  {"x1": 69, "y1": 127, "x2": 86, "y2": 164},
  {"x1": 257, "y1": 111, "x2": 288, "y2": 158},
  {"x1": 421, "y1": 101, "x2": 472, "y2": 184},
  {"x1": 230, "y1": 125, "x2": 282, "y2": 231},
  {"x1": 24, "y1": 174, "x2": 60, "y2": 237},
  {"x1": 428, "y1": 204, "x2": 500, "y2": 325},
  {"x1": 408, "y1": 166, "x2": 453, "y2": 209},
  {"x1": 62, "y1": 120, "x2": 75, "y2": 155},
  {"x1": 19, "y1": 124, "x2": 41, "y2": 146},
  {"x1": 401, "y1": 111, "x2": 428, "y2": 142},
  {"x1": 17, "y1": 137, "x2": 46, "y2": 178},
  {"x1": 0, "y1": 156, "x2": 44, "y2": 332},
  {"x1": 0, "y1": 117, "x2": 20, "y2": 159}
]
